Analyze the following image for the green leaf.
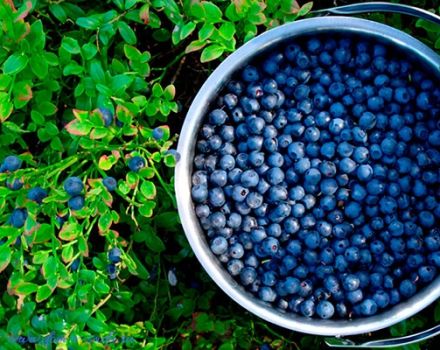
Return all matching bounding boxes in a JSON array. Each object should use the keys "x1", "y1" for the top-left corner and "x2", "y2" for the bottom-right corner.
[
  {"x1": 198, "y1": 23, "x2": 215, "y2": 41},
  {"x1": 42, "y1": 256, "x2": 57, "y2": 280},
  {"x1": 203, "y1": 2, "x2": 222, "y2": 22},
  {"x1": 49, "y1": 4, "x2": 67, "y2": 23},
  {"x1": 15, "y1": 283, "x2": 38, "y2": 295},
  {"x1": 87, "y1": 317, "x2": 109, "y2": 333},
  {"x1": 34, "y1": 224, "x2": 53, "y2": 244},
  {"x1": 219, "y1": 22, "x2": 236, "y2": 40},
  {"x1": 89, "y1": 60, "x2": 105, "y2": 83},
  {"x1": 152, "y1": 83, "x2": 163, "y2": 97},
  {"x1": 118, "y1": 21, "x2": 137, "y2": 44},
  {"x1": 76, "y1": 16, "x2": 101, "y2": 30},
  {"x1": 298, "y1": 1, "x2": 313, "y2": 17},
  {"x1": 36, "y1": 285, "x2": 53, "y2": 302},
  {"x1": 36, "y1": 101, "x2": 57, "y2": 116},
  {"x1": 30, "y1": 55, "x2": 48, "y2": 79},
  {"x1": 111, "y1": 74, "x2": 134, "y2": 96},
  {"x1": 180, "y1": 22, "x2": 196, "y2": 41},
  {"x1": 200, "y1": 45, "x2": 224, "y2": 63},
  {"x1": 0, "y1": 245, "x2": 12, "y2": 273},
  {"x1": 82, "y1": 43, "x2": 98, "y2": 60},
  {"x1": 144, "y1": 231, "x2": 165, "y2": 252},
  {"x1": 140, "y1": 181, "x2": 156, "y2": 199},
  {"x1": 63, "y1": 62, "x2": 84, "y2": 76},
  {"x1": 3, "y1": 54, "x2": 28, "y2": 75},
  {"x1": 59, "y1": 223, "x2": 81, "y2": 241},
  {"x1": 124, "y1": 45, "x2": 142, "y2": 61},
  {"x1": 139, "y1": 201, "x2": 156, "y2": 218},
  {"x1": 62, "y1": 37, "x2": 81, "y2": 54}
]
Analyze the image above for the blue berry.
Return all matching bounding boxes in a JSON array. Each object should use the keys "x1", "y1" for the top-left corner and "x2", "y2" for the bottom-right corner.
[
  {"x1": 108, "y1": 247, "x2": 121, "y2": 263},
  {"x1": 27, "y1": 187, "x2": 48, "y2": 204},
  {"x1": 103, "y1": 177, "x2": 117, "y2": 191},
  {"x1": 128, "y1": 156, "x2": 145, "y2": 172},
  {"x1": 10, "y1": 208, "x2": 27, "y2": 228},
  {"x1": 68, "y1": 196, "x2": 85, "y2": 210},
  {"x1": 3, "y1": 155, "x2": 22, "y2": 172}
]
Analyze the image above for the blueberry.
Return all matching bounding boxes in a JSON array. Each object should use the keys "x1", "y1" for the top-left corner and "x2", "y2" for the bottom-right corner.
[
  {"x1": 208, "y1": 188, "x2": 226, "y2": 207},
  {"x1": 128, "y1": 156, "x2": 145, "y2": 172},
  {"x1": 399, "y1": 279, "x2": 417, "y2": 298},
  {"x1": 3, "y1": 155, "x2": 22, "y2": 172},
  {"x1": 6, "y1": 178, "x2": 23, "y2": 190},
  {"x1": 108, "y1": 247, "x2": 122, "y2": 263},
  {"x1": 103, "y1": 177, "x2": 117, "y2": 191},
  {"x1": 329, "y1": 118, "x2": 345, "y2": 134},
  {"x1": 192, "y1": 184, "x2": 208, "y2": 203},
  {"x1": 68, "y1": 196, "x2": 85, "y2": 210},
  {"x1": 316, "y1": 301, "x2": 335, "y2": 319},
  {"x1": 227, "y1": 259, "x2": 244, "y2": 276},
  {"x1": 10, "y1": 208, "x2": 27, "y2": 228},
  {"x1": 152, "y1": 127, "x2": 165, "y2": 140},
  {"x1": 27, "y1": 187, "x2": 48, "y2": 204}
]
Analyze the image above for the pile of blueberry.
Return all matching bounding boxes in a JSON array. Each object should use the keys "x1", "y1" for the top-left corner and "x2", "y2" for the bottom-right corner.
[{"x1": 191, "y1": 35, "x2": 440, "y2": 319}]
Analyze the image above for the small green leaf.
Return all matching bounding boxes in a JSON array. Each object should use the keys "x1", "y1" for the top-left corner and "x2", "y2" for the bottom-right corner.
[
  {"x1": 63, "y1": 62, "x2": 84, "y2": 76},
  {"x1": 76, "y1": 16, "x2": 101, "y2": 30},
  {"x1": 144, "y1": 231, "x2": 165, "y2": 252},
  {"x1": 59, "y1": 223, "x2": 81, "y2": 241},
  {"x1": 36, "y1": 285, "x2": 54, "y2": 302},
  {"x1": 124, "y1": 45, "x2": 142, "y2": 61},
  {"x1": 203, "y1": 2, "x2": 222, "y2": 22},
  {"x1": 140, "y1": 181, "x2": 156, "y2": 199},
  {"x1": 42, "y1": 256, "x2": 57, "y2": 280},
  {"x1": 0, "y1": 245, "x2": 12, "y2": 273},
  {"x1": 3, "y1": 54, "x2": 28, "y2": 75},
  {"x1": 62, "y1": 37, "x2": 81, "y2": 54},
  {"x1": 180, "y1": 22, "x2": 196, "y2": 41},
  {"x1": 219, "y1": 22, "x2": 235, "y2": 40},
  {"x1": 87, "y1": 317, "x2": 109, "y2": 333},
  {"x1": 15, "y1": 282, "x2": 38, "y2": 295},
  {"x1": 152, "y1": 83, "x2": 163, "y2": 97},
  {"x1": 82, "y1": 43, "x2": 98, "y2": 60},
  {"x1": 298, "y1": 1, "x2": 313, "y2": 17},
  {"x1": 30, "y1": 55, "x2": 48, "y2": 79},
  {"x1": 118, "y1": 21, "x2": 137, "y2": 44},
  {"x1": 200, "y1": 45, "x2": 224, "y2": 63},
  {"x1": 49, "y1": 4, "x2": 67, "y2": 23},
  {"x1": 198, "y1": 23, "x2": 215, "y2": 41},
  {"x1": 139, "y1": 201, "x2": 156, "y2": 218},
  {"x1": 89, "y1": 60, "x2": 105, "y2": 83}
]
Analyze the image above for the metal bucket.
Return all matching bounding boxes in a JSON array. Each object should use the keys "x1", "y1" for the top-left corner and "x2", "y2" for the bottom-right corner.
[{"x1": 175, "y1": 2, "x2": 440, "y2": 346}]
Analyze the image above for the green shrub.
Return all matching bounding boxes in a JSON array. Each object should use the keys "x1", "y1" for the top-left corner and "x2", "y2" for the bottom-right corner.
[{"x1": 0, "y1": 0, "x2": 439, "y2": 349}]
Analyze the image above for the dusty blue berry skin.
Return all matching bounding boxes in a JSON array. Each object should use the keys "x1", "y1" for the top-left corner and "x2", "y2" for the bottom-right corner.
[
  {"x1": 103, "y1": 177, "x2": 117, "y2": 191},
  {"x1": 191, "y1": 35, "x2": 440, "y2": 320},
  {"x1": 68, "y1": 196, "x2": 85, "y2": 210},
  {"x1": 3, "y1": 155, "x2": 22, "y2": 172},
  {"x1": 128, "y1": 156, "x2": 146, "y2": 172},
  {"x1": 64, "y1": 177, "x2": 84, "y2": 196},
  {"x1": 152, "y1": 127, "x2": 165, "y2": 140},
  {"x1": 99, "y1": 107, "x2": 113, "y2": 126},
  {"x1": 108, "y1": 247, "x2": 122, "y2": 263},
  {"x1": 27, "y1": 187, "x2": 48, "y2": 204},
  {"x1": 10, "y1": 208, "x2": 28, "y2": 228},
  {"x1": 6, "y1": 178, "x2": 23, "y2": 190}
]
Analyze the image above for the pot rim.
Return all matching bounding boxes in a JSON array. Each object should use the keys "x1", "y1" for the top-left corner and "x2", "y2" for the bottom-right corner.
[{"x1": 175, "y1": 16, "x2": 440, "y2": 336}]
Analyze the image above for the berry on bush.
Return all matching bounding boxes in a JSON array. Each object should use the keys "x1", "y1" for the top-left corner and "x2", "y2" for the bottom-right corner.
[
  {"x1": 128, "y1": 156, "x2": 146, "y2": 172},
  {"x1": 27, "y1": 187, "x2": 48, "y2": 204},
  {"x1": 152, "y1": 127, "x2": 165, "y2": 140},
  {"x1": 108, "y1": 247, "x2": 122, "y2": 263},
  {"x1": 2, "y1": 155, "x2": 22, "y2": 172},
  {"x1": 103, "y1": 177, "x2": 117, "y2": 192},
  {"x1": 99, "y1": 107, "x2": 113, "y2": 126},
  {"x1": 64, "y1": 177, "x2": 84, "y2": 196},
  {"x1": 10, "y1": 208, "x2": 28, "y2": 228},
  {"x1": 68, "y1": 196, "x2": 85, "y2": 210}
]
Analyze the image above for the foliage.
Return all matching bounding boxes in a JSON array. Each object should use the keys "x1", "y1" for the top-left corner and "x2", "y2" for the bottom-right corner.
[{"x1": 0, "y1": 0, "x2": 439, "y2": 349}]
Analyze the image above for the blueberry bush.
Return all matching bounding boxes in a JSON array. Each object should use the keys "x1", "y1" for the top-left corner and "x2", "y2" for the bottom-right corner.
[{"x1": 0, "y1": 0, "x2": 439, "y2": 349}]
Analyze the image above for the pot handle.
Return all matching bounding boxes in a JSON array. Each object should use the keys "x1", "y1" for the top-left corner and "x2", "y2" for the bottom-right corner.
[
  {"x1": 313, "y1": 2, "x2": 440, "y2": 25},
  {"x1": 324, "y1": 324, "x2": 440, "y2": 348}
]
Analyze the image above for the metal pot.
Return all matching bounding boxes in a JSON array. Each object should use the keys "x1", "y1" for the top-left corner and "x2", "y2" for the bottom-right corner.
[{"x1": 175, "y1": 2, "x2": 440, "y2": 346}]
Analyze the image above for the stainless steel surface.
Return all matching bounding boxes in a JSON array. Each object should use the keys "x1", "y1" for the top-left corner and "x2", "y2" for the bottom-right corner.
[
  {"x1": 324, "y1": 324, "x2": 440, "y2": 348},
  {"x1": 313, "y1": 2, "x2": 440, "y2": 25},
  {"x1": 175, "y1": 15, "x2": 440, "y2": 336}
]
